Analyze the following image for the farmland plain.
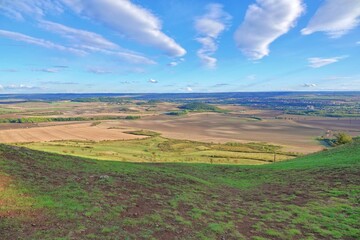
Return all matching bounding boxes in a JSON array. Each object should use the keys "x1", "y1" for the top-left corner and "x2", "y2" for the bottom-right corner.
[
  {"x1": 0, "y1": 92, "x2": 359, "y2": 239},
  {"x1": 1, "y1": 96, "x2": 359, "y2": 155}
]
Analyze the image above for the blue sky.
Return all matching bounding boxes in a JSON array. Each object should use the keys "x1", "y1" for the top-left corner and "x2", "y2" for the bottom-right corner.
[{"x1": 0, "y1": 0, "x2": 359, "y2": 93}]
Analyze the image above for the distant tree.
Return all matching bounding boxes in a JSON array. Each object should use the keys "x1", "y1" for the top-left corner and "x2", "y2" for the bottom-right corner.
[{"x1": 334, "y1": 132, "x2": 353, "y2": 145}]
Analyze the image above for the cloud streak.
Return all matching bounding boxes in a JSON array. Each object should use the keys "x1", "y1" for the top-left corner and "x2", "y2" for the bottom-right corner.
[
  {"x1": 302, "y1": 83, "x2": 317, "y2": 87},
  {"x1": 32, "y1": 67, "x2": 63, "y2": 73},
  {"x1": 148, "y1": 78, "x2": 158, "y2": 83},
  {"x1": 41, "y1": 81, "x2": 78, "y2": 85},
  {"x1": 2, "y1": 84, "x2": 41, "y2": 90},
  {"x1": 308, "y1": 56, "x2": 347, "y2": 68},
  {"x1": 1, "y1": 68, "x2": 18, "y2": 72},
  {"x1": 0, "y1": 1, "x2": 171, "y2": 64},
  {"x1": 195, "y1": 4, "x2": 231, "y2": 68},
  {"x1": 39, "y1": 20, "x2": 155, "y2": 64},
  {"x1": 0, "y1": 0, "x2": 63, "y2": 20},
  {"x1": 87, "y1": 67, "x2": 114, "y2": 74},
  {"x1": 301, "y1": 0, "x2": 360, "y2": 38},
  {"x1": 61, "y1": 0, "x2": 186, "y2": 57},
  {"x1": 0, "y1": 29, "x2": 86, "y2": 55},
  {"x1": 234, "y1": 0, "x2": 304, "y2": 60},
  {"x1": 39, "y1": 20, "x2": 118, "y2": 50}
]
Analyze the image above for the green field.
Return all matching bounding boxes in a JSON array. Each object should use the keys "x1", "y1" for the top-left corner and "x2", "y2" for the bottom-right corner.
[
  {"x1": 19, "y1": 135, "x2": 297, "y2": 165},
  {"x1": 1, "y1": 140, "x2": 359, "y2": 239}
]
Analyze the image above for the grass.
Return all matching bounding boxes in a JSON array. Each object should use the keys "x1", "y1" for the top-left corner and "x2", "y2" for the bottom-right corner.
[
  {"x1": 0, "y1": 107, "x2": 20, "y2": 114},
  {"x1": 0, "y1": 140, "x2": 359, "y2": 239},
  {"x1": 18, "y1": 136, "x2": 296, "y2": 165},
  {"x1": 124, "y1": 130, "x2": 161, "y2": 137}
]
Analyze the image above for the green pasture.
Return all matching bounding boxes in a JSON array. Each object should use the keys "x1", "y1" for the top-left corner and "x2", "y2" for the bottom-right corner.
[{"x1": 19, "y1": 135, "x2": 297, "y2": 165}]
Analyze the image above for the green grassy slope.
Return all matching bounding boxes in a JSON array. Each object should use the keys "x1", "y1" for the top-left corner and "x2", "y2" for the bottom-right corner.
[
  {"x1": 0, "y1": 141, "x2": 359, "y2": 240},
  {"x1": 20, "y1": 137, "x2": 296, "y2": 165}
]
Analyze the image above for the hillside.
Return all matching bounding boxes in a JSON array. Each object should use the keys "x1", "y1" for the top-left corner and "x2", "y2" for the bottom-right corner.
[{"x1": 1, "y1": 141, "x2": 359, "y2": 239}]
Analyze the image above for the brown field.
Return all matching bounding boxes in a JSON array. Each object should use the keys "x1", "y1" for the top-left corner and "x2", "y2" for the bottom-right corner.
[
  {"x1": 1, "y1": 100, "x2": 359, "y2": 153},
  {"x1": 103, "y1": 113, "x2": 360, "y2": 153},
  {"x1": 0, "y1": 122, "x2": 144, "y2": 143}
]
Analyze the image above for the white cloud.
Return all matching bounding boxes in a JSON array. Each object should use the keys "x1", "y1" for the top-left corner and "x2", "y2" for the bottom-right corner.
[
  {"x1": 41, "y1": 81, "x2": 77, "y2": 85},
  {"x1": 0, "y1": 29, "x2": 86, "y2": 55},
  {"x1": 39, "y1": 20, "x2": 155, "y2": 64},
  {"x1": 234, "y1": 0, "x2": 304, "y2": 60},
  {"x1": 0, "y1": 1, "x2": 164, "y2": 64},
  {"x1": 105, "y1": 50, "x2": 156, "y2": 65},
  {"x1": 195, "y1": 4, "x2": 231, "y2": 68},
  {"x1": 61, "y1": 0, "x2": 186, "y2": 57},
  {"x1": 168, "y1": 62, "x2": 178, "y2": 67},
  {"x1": 186, "y1": 87, "x2": 193, "y2": 92},
  {"x1": 167, "y1": 58, "x2": 185, "y2": 67},
  {"x1": 0, "y1": 0, "x2": 63, "y2": 20},
  {"x1": 87, "y1": 67, "x2": 114, "y2": 74},
  {"x1": 4, "y1": 84, "x2": 39, "y2": 90},
  {"x1": 303, "y1": 83, "x2": 317, "y2": 87},
  {"x1": 32, "y1": 68, "x2": 61, "y2": 73},
  {"x1": 39, "y1": 20, "x2": 118, "y2": 50},
  {"x1": 301, "y1": 0, "x2": 360, "y2": 38},
  {"x1": 308, "y1": 56, "x2": 347, "y2": 68},
  {"x1": 148, "y1": 78, "x2": 158, "y2": 83}
]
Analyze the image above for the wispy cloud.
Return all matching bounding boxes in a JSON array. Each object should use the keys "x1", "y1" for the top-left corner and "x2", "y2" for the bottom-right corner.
[
  {"x1": 2, "y1": 84, "x2": 41, "y2": 90},
  {"x1": 148, "y1": 78, "x2": 158, "y2": 83},
  {"x1": 234, "y1": 0, "x2": 304, "y2": 60},
  {"x1": 168, "y1": 62, "x2": 179, "y2": 67},
  {"x1": 0, "y1": 84, "x2": 45, "y2": 92},
  {"x1": 212, "y1": 83, "x2": 229, "y2": 88},
  {"x1": 308, "y1": 56, "x2": 347, "y2": 68},
  {"x1": 39, "y1": 20, "x2": 118, "y2": 50},
  {"x1": 107, "y1": 51, "x2": 155, "y2": 65},
  {"x1": 301, "y1": 0, "x2": 360, "y2": 38},
  {"x1": 52, "y1": 65, "x2": 69, "y2": 69},
  {"x1": 195, "y1": 4, "x2": 231, "y2": 68},
  {"x1": 168, "y1": 58, "x2": 185, "y2": 67},
  {"x1": 0, "y1": 1, "x2": 165, "y2": 64},
  {"x1": 302, "y1": 83, "x2": 317, "y2": 87},
  {"x1": 41, "y1": 81, "x2": 77, "y2": 85},
  {"x1": 0, "y1": 29, "x2": 86, "y2": 55},
  {"x1": 61, "y1": 0, "x2": 186, "y2": 57},
  {"x1": 87, "y1": 67, "x2": 114, "y2": 74},
  {"x1": 1, "y1": 68, "x2": 18, "y2": 72},
  {"x1": 0, "y1": 0, "x2": 63, "y2": 20},
  {"x1": 32, "y1": 68, "x2": 61, "y2": 73},
  {"x1": 39, "y1": 20, "x2": 155, "y2": 65}
]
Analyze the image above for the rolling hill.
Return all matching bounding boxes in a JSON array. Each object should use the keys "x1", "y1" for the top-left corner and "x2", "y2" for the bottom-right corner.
[{"x1": 1, "y1": 140, "x2": 359, "y2": 239}]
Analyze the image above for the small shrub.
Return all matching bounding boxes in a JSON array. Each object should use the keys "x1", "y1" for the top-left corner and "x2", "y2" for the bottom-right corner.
[
  {"x1": 125, "y1": 115, "x2": 141, "y2": 120},
  {"x1": 334, "y1": 132, "x2": 353, "y2": 145}
]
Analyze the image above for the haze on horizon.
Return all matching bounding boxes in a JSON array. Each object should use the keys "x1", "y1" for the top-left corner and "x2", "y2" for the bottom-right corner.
[{"x1": 0, "y1": 0, "x2": 360, "y2": 93}]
